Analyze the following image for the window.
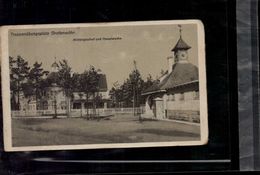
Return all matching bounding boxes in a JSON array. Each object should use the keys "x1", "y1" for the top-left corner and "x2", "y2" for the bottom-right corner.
[
  {"x1": 179, "y1": 93, "x2": 184, "y2": 101},
  {"x1": 168, "y1": 94, "x2": 175, "y2": 101},
  {"x1": 43, "y1": 101, "x2": 48, "y2": 110},
  {"x1": 73, "y1": 102, "x2": 81, "y2": 109},
  {"x1": 171, "y1": 94, "x2": 175, "y2": 101},
  {"x1": 60, "y1": 101, "x2": 66, "y2": 110}
]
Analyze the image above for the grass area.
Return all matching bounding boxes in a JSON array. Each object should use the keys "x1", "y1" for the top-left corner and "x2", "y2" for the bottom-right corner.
[{"x1": 12, "y1": 114, "x2": 200, "y2": 147}]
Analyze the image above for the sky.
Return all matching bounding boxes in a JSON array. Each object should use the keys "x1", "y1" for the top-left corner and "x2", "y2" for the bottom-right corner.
[{"x1": 9, "y1": 23, "x2": 198, "y2": 89}]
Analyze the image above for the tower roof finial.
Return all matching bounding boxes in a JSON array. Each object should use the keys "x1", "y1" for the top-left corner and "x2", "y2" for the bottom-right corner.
[
  {"x1": 178, "y1": 24, "x2": 182, "y2": 38},
  {"x1": 171, "y1": 25, "x2": 191, "y2": 52}
]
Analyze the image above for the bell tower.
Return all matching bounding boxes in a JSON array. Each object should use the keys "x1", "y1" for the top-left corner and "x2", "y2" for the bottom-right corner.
[{"x1": 171, "y1": 25, "x2": 191, "y2": 64}]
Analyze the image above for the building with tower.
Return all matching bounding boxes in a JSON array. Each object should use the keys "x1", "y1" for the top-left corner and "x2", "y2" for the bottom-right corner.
[
  {"x1": 37, "y1": 60, "x2": 66, "y2": 112},
  {"x1": 141, "y1": 26, "x2": 200, "y2": 123},
  {"x1": 17, "y1": 59, "x2": 109, "y2": 117}
]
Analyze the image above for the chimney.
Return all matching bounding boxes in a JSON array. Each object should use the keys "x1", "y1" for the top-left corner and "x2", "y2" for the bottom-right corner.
[{"x1": 167, "y1": 56, "x2": 174, "y2": 73}]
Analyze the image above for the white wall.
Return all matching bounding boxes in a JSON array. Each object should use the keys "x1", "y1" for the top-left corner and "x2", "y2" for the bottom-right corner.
[
  {"x1": 167, "y1": 100, "x2": 199, "y2": 111},
  {"x1": 166, "y1": 91, "x2": 199, "y2": 111}
]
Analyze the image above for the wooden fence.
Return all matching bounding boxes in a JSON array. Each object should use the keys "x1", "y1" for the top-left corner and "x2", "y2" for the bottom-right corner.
[{"x1": 11, "y1": 107, "x2": 145, "y2": 117}]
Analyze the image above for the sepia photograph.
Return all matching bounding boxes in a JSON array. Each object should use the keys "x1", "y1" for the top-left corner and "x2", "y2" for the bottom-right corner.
[{"x1": 1, "y1": 20, "x2": 208, "y2": 151}]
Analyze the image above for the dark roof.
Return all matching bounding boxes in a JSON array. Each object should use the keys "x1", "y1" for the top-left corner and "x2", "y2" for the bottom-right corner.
[
  {"x1": 98, "y1": 74, "x2": 108, "y2": 91},
  {"x1": 142, "y1": 63, "x2": 198, "y2": 94},
  {"x1": 159, "y1": 63, "x2": 198, "y2": 89},
  {"x1": 142, "y1": 80, "x2": 161, "y2": 94},
  {"x1": 171, "y1": 37, "x2": 191, "y2": 52},
  {"x1": 46, "y1": 72, "x2": 60, "y2": 85}
]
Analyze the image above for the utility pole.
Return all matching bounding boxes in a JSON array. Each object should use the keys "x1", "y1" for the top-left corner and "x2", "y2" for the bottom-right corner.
[
  {"x1": 133, "y1": 84, "x2": 135, "y2": 116},
  {"x1": 133, "y1": 60, "x2": 142, "y2": 122},
  {"x1": 133, "y1": 60, "x2": 137, "y2": 116},
  {"x1": 178, "y1": 24, "x2": 182, "y2": 38}
]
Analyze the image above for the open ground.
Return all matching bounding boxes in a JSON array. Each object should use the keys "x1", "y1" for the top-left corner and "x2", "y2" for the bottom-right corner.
[{"x1": 12, "y1": 114, "x2": 200, "y2": 147}]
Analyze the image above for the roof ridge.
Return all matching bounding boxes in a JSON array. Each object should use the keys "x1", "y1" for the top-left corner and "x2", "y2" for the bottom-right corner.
[{"x1": 142, "y1": 63, "x2": 198, "y2": 94}]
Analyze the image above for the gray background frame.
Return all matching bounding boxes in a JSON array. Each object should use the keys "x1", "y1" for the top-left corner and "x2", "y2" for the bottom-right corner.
[{"x1": 237, "y1": 0, "x2": 259, "y2": 171}]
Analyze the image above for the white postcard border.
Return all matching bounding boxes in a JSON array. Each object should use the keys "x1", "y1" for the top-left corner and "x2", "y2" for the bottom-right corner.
[{"x1": 1, "y1": 20, "x2": 208, "y2": 152}]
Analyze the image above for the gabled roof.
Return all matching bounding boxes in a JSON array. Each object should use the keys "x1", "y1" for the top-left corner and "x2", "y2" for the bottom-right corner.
[
  {"x1": 171, "y1": 37, "x2": 191, "y2": 52},
  {"x1": 142, "y1": 80, "x2": 161, "y2": 94},
  {"x1": 159, "y1": 63, "x2": 198, "y2": 89},
  {"x1": 142, "y1": 63, "x2": 198, "y2": 95}
]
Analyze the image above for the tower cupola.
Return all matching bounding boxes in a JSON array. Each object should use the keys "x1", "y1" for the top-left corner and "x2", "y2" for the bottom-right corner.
[
  {"x1": 51, "y1": 58, "x2": 59, "y2": 72},
  {"x1": 171, "y1": 25, "x2": 191, "y2": 64}
]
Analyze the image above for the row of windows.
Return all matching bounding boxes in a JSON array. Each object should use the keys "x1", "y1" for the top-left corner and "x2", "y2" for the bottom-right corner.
[
  {"x1": 35, "y1": 101, "x2": 67, "y2": 110},
  {"x1": 51, "y1": 101, "x2": 67, "y2": 110},
  {"x1": 40, "y1": 91, "x2": 107, "y2": 99},
  {"x1": 167, "y1": 91, "x2": 199, "y2": 101}
]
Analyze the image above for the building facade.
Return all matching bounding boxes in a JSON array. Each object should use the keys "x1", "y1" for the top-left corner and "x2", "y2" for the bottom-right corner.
[
  {"x1": 141, "y1": 29, "x2": 200, "y2": 123},
  {"x1": 18, "y1": 61, "x2": 109, "y2": 116}
]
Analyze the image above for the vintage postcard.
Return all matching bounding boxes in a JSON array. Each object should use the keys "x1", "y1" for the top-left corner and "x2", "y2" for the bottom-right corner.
[{"x1": 1, "y1": 20, "x2": 208, "y2": 151}]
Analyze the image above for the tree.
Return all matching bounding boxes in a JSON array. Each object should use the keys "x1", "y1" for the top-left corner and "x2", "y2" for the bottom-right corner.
[
  {"x1": 78, "y1": 70, "x2": 90, "y2": 118},
  {"x1": 78, "y1": 66, "x2": 100, "y2": 118},
  {"x1": 9, "y1": 56, "x2": 30, "y2": 110},
  {"x1": 57, "y1": 59, "x2": 73, "y2": 117},
  {"x1": 121, "y1": 79, "x2": 133, "y2": 107},
  {"x1": 9, "y1": 56, "x2": 18, "y2": 110},
  {"x1": 109, "y1": 85, "x2": 123, "y2": 108},
  {"x1": 110, "y1": 63, "x2": 144, "y2": 109},
  {"x1": 141, "y1": 74, "x2": 155, "y2": 104},
  {"x1": 21, "y1": 80, "x2": 35, "y2": 108},
  {"x1": 129, "y1": 67, "x2": 144, "y2": 115},
  {"x1": 28, "y1": 61, "x2": 48, "y2": 109},
  {"x1": 108, "y1": 63, "x2": 157, "y2": 109},
  {"x1": 88, "y1": 66, "x2": 100, "y2": 116},
  {"x1": 143, "y1": 74, "x2": 154, "y2": 90}
]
